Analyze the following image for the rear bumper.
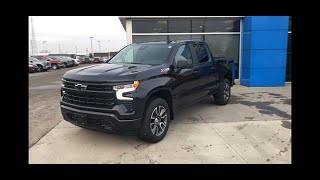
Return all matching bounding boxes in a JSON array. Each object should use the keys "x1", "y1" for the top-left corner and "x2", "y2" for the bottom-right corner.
[{"x1": 61, "y1": 105, "x2": 142, "y2": 133}]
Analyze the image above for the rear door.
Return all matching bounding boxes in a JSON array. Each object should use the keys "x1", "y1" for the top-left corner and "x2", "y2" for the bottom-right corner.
[{"x1": 191, "y1": 42, "x2": 218, "y2": 99}]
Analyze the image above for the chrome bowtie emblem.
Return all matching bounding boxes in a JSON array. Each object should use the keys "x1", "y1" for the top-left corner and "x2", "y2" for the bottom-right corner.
[{"x1": 75, "y1": 84, "x2": 87, "y2": 90}]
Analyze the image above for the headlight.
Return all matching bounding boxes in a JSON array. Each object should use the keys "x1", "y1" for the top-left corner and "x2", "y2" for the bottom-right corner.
[{"x1": 113, "y1": 81, "x2": 139, "y2": 100}]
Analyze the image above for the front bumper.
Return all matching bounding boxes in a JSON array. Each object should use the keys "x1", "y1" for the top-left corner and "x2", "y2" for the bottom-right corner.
[{"x1": 61, "y1": 105, "x2": 142, "y2": 133}]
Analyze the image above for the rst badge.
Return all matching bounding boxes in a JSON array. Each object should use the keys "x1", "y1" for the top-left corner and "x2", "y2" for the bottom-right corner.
[{"x1": 160, "y1": 68, "x2": 170, "y2": 73}]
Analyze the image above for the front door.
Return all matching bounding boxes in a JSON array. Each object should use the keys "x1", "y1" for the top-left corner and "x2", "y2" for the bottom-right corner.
[{"x1": 171, "y1": 44, "x2": 199, "y2": 108}]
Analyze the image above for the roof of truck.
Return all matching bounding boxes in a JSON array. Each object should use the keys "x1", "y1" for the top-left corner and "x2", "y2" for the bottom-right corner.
[{"x1": 135, "y1": 40, "x2": 205, "y2": 45}]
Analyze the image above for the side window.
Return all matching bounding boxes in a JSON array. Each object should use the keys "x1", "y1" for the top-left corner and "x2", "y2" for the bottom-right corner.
[
  {"x1": 174, "y1": 45, "x2": 193, "y2": 66},
  {"x1": 193, "y1": 43, "x2": 209, "y2": 63}
]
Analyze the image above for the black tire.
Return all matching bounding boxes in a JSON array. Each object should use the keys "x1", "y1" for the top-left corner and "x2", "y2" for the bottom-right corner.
[
  {"x1": 37, "y1": 65, "x2": 43, "y2": 72},
  {"x1": 214, "y1": 79, "x2": 231, "y2": 105},
  {"x1": 138, "y1": 98, "x2": 170, "y2": 143},
  {"x1": 63, "y1": 62, "x2": 67, "y2": 68},
  {"x1": 52, "y1": 64, "x2": 58, "y2": 70}
]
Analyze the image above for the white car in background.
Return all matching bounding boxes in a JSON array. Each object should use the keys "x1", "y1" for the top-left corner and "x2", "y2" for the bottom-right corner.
[
  {"x1": 65, "y1": 57, "x2": 80, "y2": 66},
  {"x1": 101, "y1": 57, "x2": 110, "y2": 63},
  {"x1": 74, "y1": 58, "x2": 81, "y2": 65}
]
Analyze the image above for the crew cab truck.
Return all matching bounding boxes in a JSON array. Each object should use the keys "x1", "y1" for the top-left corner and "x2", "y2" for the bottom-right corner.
[{"x1": 60, "y1": 41, "x2": 234, "y2": 143}]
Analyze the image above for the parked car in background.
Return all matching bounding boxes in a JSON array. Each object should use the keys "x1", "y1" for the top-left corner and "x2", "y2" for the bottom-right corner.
[
  {"x1": 48, "y1": 56, "x2": 73, "y2": 68},
  {"x1": 83, "y1": 57, "x2": 92, "y2": 64},
  {"x1": 74, "y1": 58, "x2": 81, "y2": 65},
  {"x1": 66, "y1": 57, "x2": 80, "y2": 66},
  {"x1": 93, "y1": 57, "x2": 103, "y2": 63},
  {"x1": 77, "y1": 55, "x2": 86, "y2": 63},
  {"x1": 29, "y1": 62, "x2": 38, "y2": 73},
  {"x1": 101, "y1": 57, "x2": 110, "y2": 63},
  {"x1": 45, "y1": 57, "x2": 64, "y2": 70},
  {"x1": 29, "y1": 57, "x2": 51, "y2": 72}
]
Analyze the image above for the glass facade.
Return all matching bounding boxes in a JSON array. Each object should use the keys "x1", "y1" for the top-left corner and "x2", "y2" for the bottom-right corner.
[
  {"x1": 204, "y1": 19, "x2": 240, "y2": 32},
  {"x1": 133, "y1": 35, "x2": 167, "y2": 43},
  {"x1": 168, "y1": 35, "x2": 202, "y2": 41},
  {"x1": 204, "y1": 35, "x2": 240, "y2": 63},
  {"x1": 205, "y1": 35, "x2": 240, "y2": 78},
  {"x1": 168, "y1": 20, "x2": 191, "y2": 33},
  {"x1": 131, "y1": 18, "x2": 241, "y2": 78},
  {"x1": 132, "y1": 20, "x2": 167, "y2": 33},
  {"x1": 132, "y1": 18, "x2": 240, "y2": 33}
]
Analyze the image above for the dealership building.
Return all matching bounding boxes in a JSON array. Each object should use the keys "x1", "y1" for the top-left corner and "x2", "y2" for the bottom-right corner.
[{"x1": 119, "y1": 16, "x2": 291, "y2": 87}]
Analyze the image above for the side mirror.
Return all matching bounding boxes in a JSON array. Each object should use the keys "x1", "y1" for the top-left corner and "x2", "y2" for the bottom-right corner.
[{"x1": 176, "y1": 59, "x2": 189, "y2": 69}]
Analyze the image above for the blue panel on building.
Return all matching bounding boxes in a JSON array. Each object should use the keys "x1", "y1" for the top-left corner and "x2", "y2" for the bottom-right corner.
[
  {"x1": 250, "y1": 30, "x2": 289, "y2": 50},
  {"x1": 240, "y1": 16, "x2": 289, "y2": 87},
  {"x1": 242, "y1": 50, "x2": 287, "y2": 69},
  {"x1": 242, "y1": 32, "x2": 252, "y2": 50},
  {"x1": 240, "y1": 68, "x2": 286, "y2": 87},
  {"x1": 251, "y1": 16, "x2": 289, "y2": 31}
]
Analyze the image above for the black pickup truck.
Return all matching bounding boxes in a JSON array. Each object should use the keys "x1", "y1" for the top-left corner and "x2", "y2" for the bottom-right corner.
[{"x1": 61, "y1": 40, "x2": 234, "y2": 143}]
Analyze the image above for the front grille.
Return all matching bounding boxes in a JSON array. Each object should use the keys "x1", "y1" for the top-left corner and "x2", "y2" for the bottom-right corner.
[
  {"x1": 62, "y1": 80, "x2": 116, "y2": 109},
  {"x1": 63, "y1": 81, "x2": 112, "y2": 91},
  {"x1": 63, "y1": 91, "x2": 115, "y2": 108}
]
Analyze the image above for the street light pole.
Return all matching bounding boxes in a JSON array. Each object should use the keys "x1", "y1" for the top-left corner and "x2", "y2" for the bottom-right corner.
[
  {"x1": 107, "y1": 40, "x2": 111, "y2": 59},
  {"x1": 97, "y1": 40, "x2": 101, "y2": 53},
  {"x1": 89, "y1": 37, "x2": 94, "y2": 57}
]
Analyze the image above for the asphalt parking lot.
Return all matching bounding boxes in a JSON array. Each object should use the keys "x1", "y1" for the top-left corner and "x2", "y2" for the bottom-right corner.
[{"x1": 29, "y1": 66, "x2": 291, "y2": 164}]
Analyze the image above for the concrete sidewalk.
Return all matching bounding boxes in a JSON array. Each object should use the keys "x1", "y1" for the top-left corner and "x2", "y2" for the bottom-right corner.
[{"x1": 29, "y1": 84, "x2": 291, "y2": 164}]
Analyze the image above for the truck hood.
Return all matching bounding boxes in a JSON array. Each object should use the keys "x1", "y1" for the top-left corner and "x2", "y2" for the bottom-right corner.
[{"x1": 63, "y1": 63, "x2": 158, "y2": 82}]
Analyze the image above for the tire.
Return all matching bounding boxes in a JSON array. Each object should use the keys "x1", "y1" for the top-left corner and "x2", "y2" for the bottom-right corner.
[
  {"x1": 37, "y1": 65, "x2": 43, "y2": 72},
  {"x1": 138, "y1": 98, "x2": 170, "y2": 143},
  {"x1": 214, "y1": 79, "x2": 231, "y2": 105},
  {"x1": 52, "y1": 64, "x2": 58, "y2": 70},
  {"x1": 63, "y1": 62, "x2": 67, "y2": 68}
]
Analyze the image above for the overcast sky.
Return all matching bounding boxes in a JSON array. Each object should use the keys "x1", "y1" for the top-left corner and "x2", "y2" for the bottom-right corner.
[{"x1": 29, "y1": 16, "x2": 127, "y2": 54}]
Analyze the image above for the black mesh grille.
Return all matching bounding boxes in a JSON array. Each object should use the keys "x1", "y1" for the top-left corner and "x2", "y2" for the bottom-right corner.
[
  {"x1": 63, "y1": 91, "x2": 115, "y2": 108},
  {"x1": 63, "y1": 81, "x2": 112, "y2": 91}
]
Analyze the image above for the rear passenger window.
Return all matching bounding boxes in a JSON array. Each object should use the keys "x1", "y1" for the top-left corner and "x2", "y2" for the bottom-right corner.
[{"x1": 193, "y1": 43, "x2": 209, "y2": 63}]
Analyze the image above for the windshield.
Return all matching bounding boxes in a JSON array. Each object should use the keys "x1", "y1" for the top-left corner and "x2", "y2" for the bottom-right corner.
[{"x1": 108, "y1": 44, "x2": 172, "y2": 65}]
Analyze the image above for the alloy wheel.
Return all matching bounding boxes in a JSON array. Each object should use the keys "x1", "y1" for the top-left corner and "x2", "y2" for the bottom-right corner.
[{"x1": 150, "y1": 105, "x2": 167, "y2": 136}]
